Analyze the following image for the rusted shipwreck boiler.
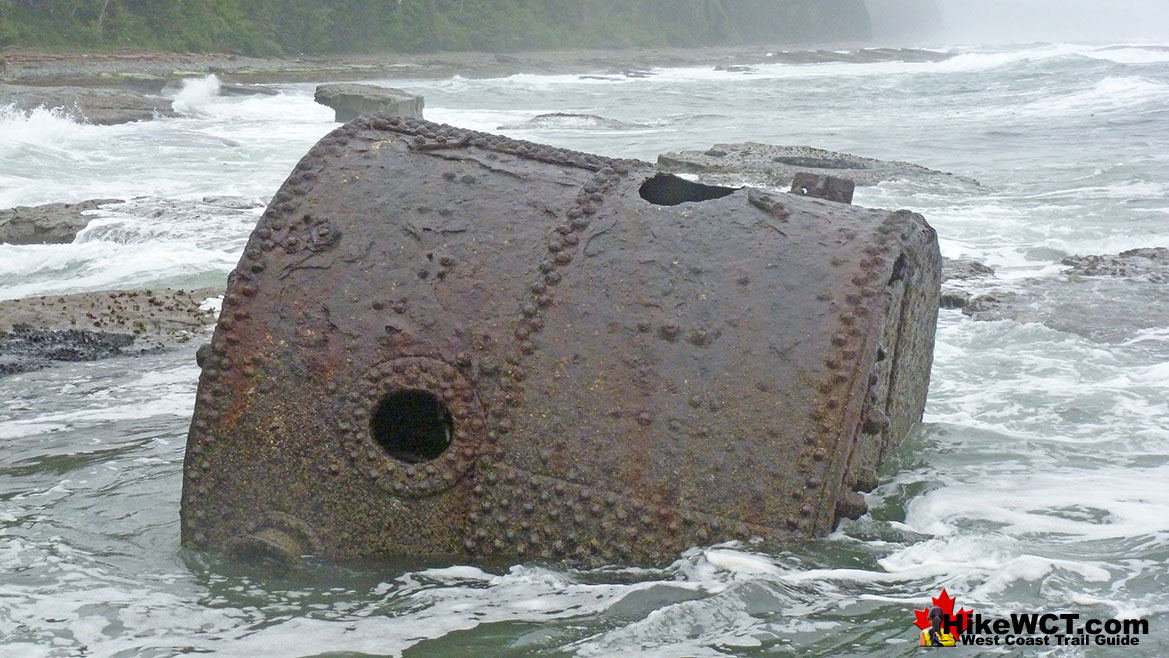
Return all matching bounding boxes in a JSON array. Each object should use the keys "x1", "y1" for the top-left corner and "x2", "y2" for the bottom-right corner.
[{"x1": 181, "y1": 117, "x2": 941, "y2": 567}]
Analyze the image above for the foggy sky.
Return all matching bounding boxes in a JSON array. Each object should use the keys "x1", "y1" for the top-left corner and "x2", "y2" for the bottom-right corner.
[{"x1": 935, "y1": 0, "x2": 1169, "y2": 44}]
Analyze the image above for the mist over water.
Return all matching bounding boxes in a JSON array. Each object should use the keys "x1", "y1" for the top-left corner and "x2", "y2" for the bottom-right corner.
[{"x1": 934, "y1": 0, "x2": 1169, "y2": 44}]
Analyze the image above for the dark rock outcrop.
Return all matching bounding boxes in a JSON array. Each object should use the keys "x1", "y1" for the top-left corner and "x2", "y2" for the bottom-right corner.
[
  {"x1": 0, "y1": 325, "x2": 136, "y2": 377},
  {"x1": 1061, "y1": 248, "x2": 1169, "y2": 283},
  {"x1": 313, "y1": 83, "x2": 424, "y2": 123},
  {"x1": 790, "y1": 172, "x2": 856, "y2": 204},
  {"x1": 0, "y1": 84, "x2": 175, "y2": 124},
  {"x1": 0, "y1": 288, "x2": 219, "y2": 377},
  {"x1": 0, "y1": 199, "x2": 122, "y2": 245},
  {"x1": 658, "y1": 142, "x2": 979, "y2": 189}
]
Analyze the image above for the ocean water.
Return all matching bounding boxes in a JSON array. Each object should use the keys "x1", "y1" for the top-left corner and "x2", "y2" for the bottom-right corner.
[{"x1": 2, "y1": 43, "x2": 1168, "y2": 656}]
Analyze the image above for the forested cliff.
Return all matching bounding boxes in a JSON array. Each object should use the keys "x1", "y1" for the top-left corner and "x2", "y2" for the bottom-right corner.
[{"x1": 0, "y1": 0, "x2": 872, "y2": 54}]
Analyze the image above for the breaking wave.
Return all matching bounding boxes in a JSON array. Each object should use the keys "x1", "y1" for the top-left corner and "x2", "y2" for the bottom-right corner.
[{"x1": 172, "y1": 74, "x2": 222, "y2": 115}]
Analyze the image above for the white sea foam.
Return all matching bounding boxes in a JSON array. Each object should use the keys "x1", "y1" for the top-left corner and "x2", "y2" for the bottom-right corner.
[
  {"x1": 1084, "y1": 45, "x2": 1169, "y2": 65},
  {"x1": 18, "y1": 368, "x2": 199, "y2": 425},
  {"x1": 0, "y1": 240, "x2": 240, "y2": 300},
  {"x1": 198, "y1": 294, "x2": 224, "y2": 317},
  {"x1": 2, "y1": 197, "x2": 261, "y2": 298},
  {"x1": 74, "y1": 197, "x2": 263, "y2": 246},
  {"x1": 0, "y1": 104, "x2": 91, "y2": 145},
  {"x1": 172, "y1": 74, "x2": 222, "y2": 114},
  {"x1": 1, "y1": 87, "x2": 331, "y2": 208},
  {"x1": 1021, "y1": 180, "x2": 1169, "y2": 202},
  {"x1": 493, "y1": 71, "x2": 642, "y2": 87},
  {"x1": 190, "y1": 564, "x2": 676, "y2": 657},
  {"x1": 1014, "y1": 76, "x2": 1169, "y2": 118},
  {"x1": 702, "y1": 548, "x2": 784, "y2": 577},
  {"x1": 1034, "y1": 233, "x2": 1169, "y2": 259},
  {"x1": 901, "y1": 466, "x2": 1169, "y2": 542},
  {"x1": 928, "y1": 43, "x2": 1086, "y2": 72},
  {"x1": 0, "y1": 106, "x2": 116, "y2": 207}
]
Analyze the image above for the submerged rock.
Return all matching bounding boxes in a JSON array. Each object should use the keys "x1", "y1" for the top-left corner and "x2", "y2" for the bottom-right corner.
[
  {"x1": 943, "y1": 257, "x2": 996, "y2": 281},
  {"x1": 939, "y1": 257, "x2": 996, "y2": 309},
  {"x1": 941, "y1": 250, "x2": 1169, "y2": 343},
  {"x1": 1061, "y1": 247, "x2": 1169, "y2": 283},
  {"x1": 313, "y1": 83, "x2": 424, "y2": 123},
  {"x1": 657, "y1": 142, "x2": 980, "y2": 189},
  {"x1": 961, "y1": 279, "x2": 1169, "y2": 344},
  {"x1": 714, "y1": 64, "x2": 756, "y2": 73},
  {"x1": 0, "y1": 83, "x2": 175, "y2": 124},
  {"x1": 199, "y1": 195, "x2": 267, "y2": 210},
  {"x1": 0, "y1": 199, "x2": 122, "y2": 245}
]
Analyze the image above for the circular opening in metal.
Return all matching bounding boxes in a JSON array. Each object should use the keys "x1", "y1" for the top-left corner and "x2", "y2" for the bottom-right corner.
[{"x1": 370, "y1": 389, "x2": 453, "y2": 463}]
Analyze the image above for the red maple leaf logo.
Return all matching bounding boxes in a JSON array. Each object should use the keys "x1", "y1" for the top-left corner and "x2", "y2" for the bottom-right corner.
[{"x1": 913, "y1": 588, "x2": 972, "y2": 636}]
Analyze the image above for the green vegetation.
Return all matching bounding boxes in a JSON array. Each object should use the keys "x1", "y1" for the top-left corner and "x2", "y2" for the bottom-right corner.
[{"x1": 0, "y1": 0, "x2": 871, "y2": 55}]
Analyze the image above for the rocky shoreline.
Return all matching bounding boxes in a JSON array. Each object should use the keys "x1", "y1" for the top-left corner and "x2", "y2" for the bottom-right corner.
[
  {"x1": 0, "y1": 83, "x2": 175, "y2": 125},
  {"x1": 1, "y1": 46, "x2": 953, "y2": 87},
  {"x1": 0, "y1": 45, "x2": 954, "y2": 121},
  {"x1": 0, "y1": 45, "x2": 953, "y2": 127},
  {"x1": 0, "y1": 289, "x2": 220, "y2": 377}
]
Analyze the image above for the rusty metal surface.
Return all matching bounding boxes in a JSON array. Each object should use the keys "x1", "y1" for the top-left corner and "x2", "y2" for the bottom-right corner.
[{"x1": 181, "y1": 117, "x2": 941, "y2": 566}]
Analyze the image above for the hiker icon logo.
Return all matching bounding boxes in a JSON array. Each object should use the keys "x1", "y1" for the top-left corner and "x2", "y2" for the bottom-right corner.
[{"x1": 913, "y1": 589, "x2": 970, "y2": 647}]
